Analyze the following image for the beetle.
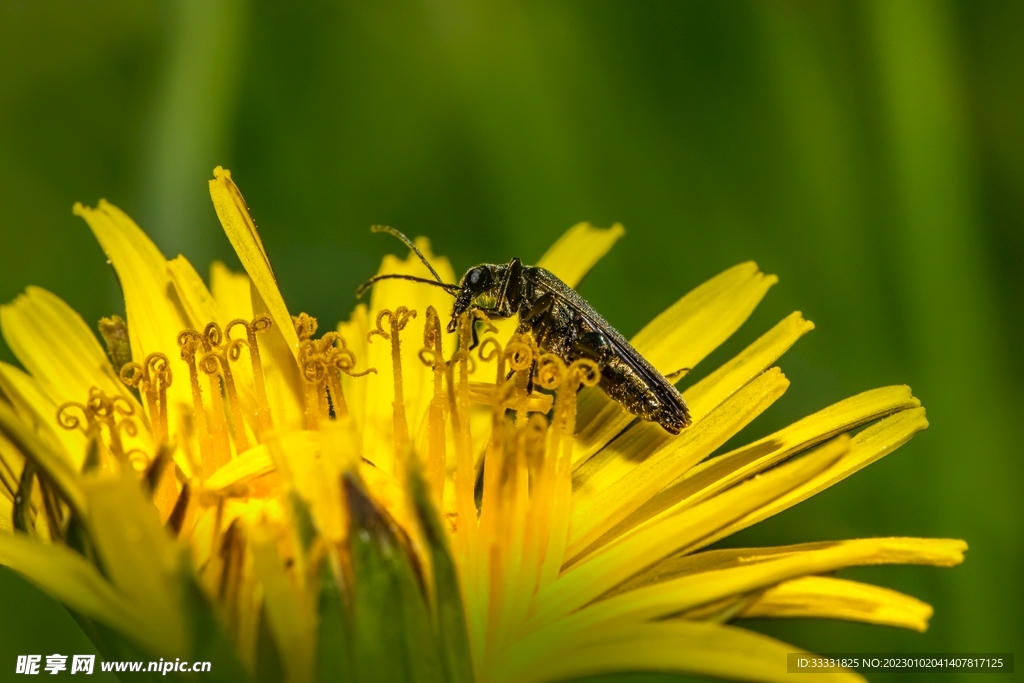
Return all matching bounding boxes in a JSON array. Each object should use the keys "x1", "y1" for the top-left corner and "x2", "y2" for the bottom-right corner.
[{"x1": 357, "y1": 227, "x2": 691, "y2": 434}]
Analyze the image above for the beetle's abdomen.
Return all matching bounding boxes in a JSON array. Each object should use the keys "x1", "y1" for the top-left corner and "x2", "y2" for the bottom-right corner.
[{"x1": 596, "y1": 355, "x2": 689, "y2": 435}]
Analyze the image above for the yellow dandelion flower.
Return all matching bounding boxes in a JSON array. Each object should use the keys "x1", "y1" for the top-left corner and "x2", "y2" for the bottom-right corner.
[{"x1": 0, "y1": 168, "x2": 965, "y2": 683}]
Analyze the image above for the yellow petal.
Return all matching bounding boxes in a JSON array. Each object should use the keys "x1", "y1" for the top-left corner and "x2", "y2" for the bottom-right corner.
[
  {"x1": 596, "y1": 386, "x2": 920, "y2": 548},
  {"x1": 693, "y1": 407, "x2": 929, "y2": 553},
  {"x1": 202, "y1": 443, "x2": 273, "y2": 492},
  {"x1": 73, "y1": 201, "x2": 191, "y2": 413},
  {"x1": 209, "y1": 169, "x2": 306, "y2": 431},
  {"x1": 0, "y1": 423, "x2": 20, "y2": 499},
  {"x1": 5, "y1": 290, "x2": 168, "y2": 483},
  {"x1": 533, "y1": 437, "x2": 846, "y2": 632},
  {"x1": 0, "y1": 420, "x2": 20, "y2": 518},
  {"x1": 189, "y1": 496, "x2": 281, "y2": 574},
  {"x1": 210, "y1": 261, "x2": 254, "y2": 321},
  {"x1": 633, "y1": 261, "x2": 777, "y2": 370},
  {"x1": 0, "y1": 400, "x2": 85, "y2": 514},
  {"x1": 0, "y1": 362, "x2": 84, "y2": 468},
  {"x1": 81, "y1": 472, "x2": 186, "y2": 656},
  {"x1": 497, "y1": 619, "x2": 862, "y2": 683},
  {"x1": 1, "y1": 287, "x2": 125, "y2": 410},
  {"x1": 535, "y1": 222, "x2": 625, "y2": 289},
  {"x1": 72, "y1": 200, "x2": 182, "y2": 358},
  {"x1": 0, "y1": 498, "x2": 11, "y2": 532},
  {"x1": 561, "y1": 536, "x2": 963, "y2": 635},
  {"x1": 208, "y1": 167, "x2": 298, "y2": 354},
  {"x1": 284, "y1": 429, "x2": 352, "y2": 542},
  {"x1": 609, "y1": 538, "x2": 967, "y2": 596},
  {"x1": 167, "y1": 255, "x2": 224, "y2": 330},
  {"x1": 575, "y1": 261, "x2": 778, "y2": 464},
  {"x1": 0, "y1": 532, "x2": 146, "y2": 647},
  {"x1": 685, "y1": 311, "x2": 814, "y2": 420},
  {"x1": 252, "y1": 283, "x2": 306, "y2": 432},
  {"x1": 0, "y1": 288, "x2": 157, "y2": 467},
  {"x1": 738, "y1": 575, "x2": 934, "y2": 632},
  {"x1": 568, "y1": 367, "x2": 790, "y2": 559},
  {"x1": 169, "y1": 255, "x2": 261, "y2": 435}
]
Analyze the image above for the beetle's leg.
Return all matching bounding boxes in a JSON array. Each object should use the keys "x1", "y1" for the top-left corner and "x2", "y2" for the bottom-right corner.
[
  {"x1": 664, "y1": 367, "x2": 691, "y2": 381},
  {"x1": 467, "y1": 300, "x2": 519, "y2": 349},
  {"x1": 521, "y1": 293, "x2": 554, "y2": 326},
  {"x1": 518, "y1": 293, "x2": 555, "y2": 348},
  {"x1": 494, "y1": 257, "x2": 523, "y2": 316},
  {"x1": 469, "y1": 316, "x2": 481, "y2": 350}
]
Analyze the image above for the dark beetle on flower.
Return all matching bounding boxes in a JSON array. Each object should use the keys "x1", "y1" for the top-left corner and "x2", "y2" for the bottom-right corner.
[{"x1": 357, "y1": 226, "x2": 691, "y2": 434}]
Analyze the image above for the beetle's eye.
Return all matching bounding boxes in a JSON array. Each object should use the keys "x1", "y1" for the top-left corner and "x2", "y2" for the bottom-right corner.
[{"x1": 468, "y1": 268, "x2": 484, "y2": 286}]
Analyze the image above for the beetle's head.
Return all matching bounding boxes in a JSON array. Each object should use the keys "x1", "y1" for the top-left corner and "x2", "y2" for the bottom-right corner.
[{"x1": 447, "y1": 264, "x2": 500, "y2": 333}]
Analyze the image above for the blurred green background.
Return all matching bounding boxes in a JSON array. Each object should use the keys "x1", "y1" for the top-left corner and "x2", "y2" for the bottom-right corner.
[{"x1": 0, "y1": 1, "x2": 1020, "y2": 681}]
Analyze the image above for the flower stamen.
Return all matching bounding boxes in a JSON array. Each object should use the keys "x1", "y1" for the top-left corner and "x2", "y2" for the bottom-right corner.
[
  {"x1": 177, "y1": 329, "x2": 215, "y2": 474},
  {"x1": 298, "y1": 337, "x2": 328, "y2": 429},
  {"x1": 296, "y1": 314, "x2": 376, "y2": 429},
  {"x1": 367, "y1": 306, "x2": 417, "y2": 474},
  {"x1": 419, "y1": 306, "x2": 447, "y2": 506},
  {"x1": 119, "y1": 352, "x2": 173, "y2": 445},
  {"x1": 226, "y1": 314, "x2": 273, "y2": 437},
  {"x1": 178, "y1": 314, "x2": 275, "y2": 476},
  {"x1": 97, "y1": 315, "x2": 132, "y2": 376},
  {"x1": 119, "y1": 353, "x2": 180, "y2": 508},
  {"x1": 538, "y1": 356, "x2": 599, "y2": 590},
  {"x1": 56, "y1": 388, "x2": 137, "y2": 467},
  {"x1": 326, "y1": 335, "x2": 376, "y2": 416},
  {"x1": 198, "y1": 323, "x2": 248, "y2": 454},
  {"x1": 447, "y1": 312, "x2": 478, "y2": 561}
]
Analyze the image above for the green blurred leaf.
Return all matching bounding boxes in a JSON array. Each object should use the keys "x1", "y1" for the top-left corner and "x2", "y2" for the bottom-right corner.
[
  {"x1": 345, "y1": 473, "x2": 443, "y2": 683},
  {"x1": 314, "y1": 563, "x2": 353, "y2": 683},
  {"x1": 288, "y1": 488, "x2": 318, "y2": 552},
  {"x1": 254, "y1": 602, "x2": 285, "y2": 683},
  {"x1": 410, "y1": 468, "x2": 474, "y2": 683},
  {"x1": 12, "y1": 458, "x2": 35, "y2": 533},
  {"x1": 179, "y1": 567, "x2": 252, "y2": 683}
]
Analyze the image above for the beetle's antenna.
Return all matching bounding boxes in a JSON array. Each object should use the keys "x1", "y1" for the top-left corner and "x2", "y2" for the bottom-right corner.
[
  {"x1": 356, "y1": 274, "x2": 460, "y2": 299},
  {"x1": 371, "y1": 225, "x2": 448, "y2": 286}
]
